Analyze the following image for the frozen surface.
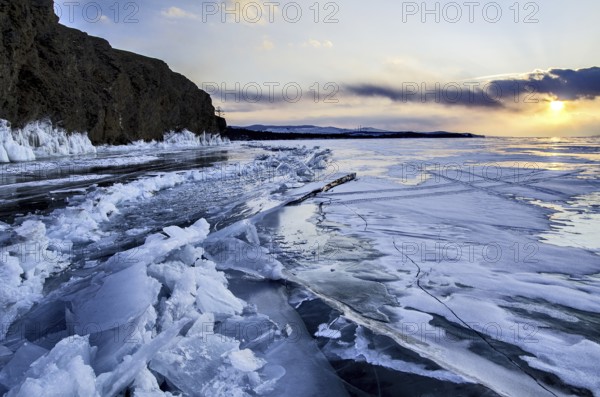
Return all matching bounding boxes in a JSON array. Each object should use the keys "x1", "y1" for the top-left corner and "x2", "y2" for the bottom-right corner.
[
  {"x1": 0, "y1": 137, "x2": 599, "y2": 396},
  {"x1": 260, "y1": 137, "x2": 600, "y2": 396}
]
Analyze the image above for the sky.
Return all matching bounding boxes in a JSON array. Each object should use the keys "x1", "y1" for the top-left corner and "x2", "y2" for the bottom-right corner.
[{"x1": 55, "y1": 0, "x2": 600, "y2": 136}]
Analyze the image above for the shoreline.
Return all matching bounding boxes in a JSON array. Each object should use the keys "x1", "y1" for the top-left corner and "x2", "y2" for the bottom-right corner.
[{"x1": 223, "y1": 127, "x2": 483, "y2": 141}]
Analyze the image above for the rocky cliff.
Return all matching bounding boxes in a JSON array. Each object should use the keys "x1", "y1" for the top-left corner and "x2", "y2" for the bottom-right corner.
[{"x1": 0, "y1": 0, "x2": 225, "y2": 144}]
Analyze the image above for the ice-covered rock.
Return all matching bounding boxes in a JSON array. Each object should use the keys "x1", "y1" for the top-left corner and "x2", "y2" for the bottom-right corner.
[
  {"x1": 0, "y1": 119, "x2": 95, "y2": 163},
  {"x1": 0, "y1": 119, "x2": 229, "y2": 164},
  {"x1": 161, "y1": 130, "x2": 229, "y2": 147},
  {"x1": 14, "y1": 120, "x2": 96, "y2": 157},
  {"x1": 0, "y1": 121, "x2": 35, "y2": 162},
  {"x1": 98, "y1": 130, "x2": 230, "y2": 153}
]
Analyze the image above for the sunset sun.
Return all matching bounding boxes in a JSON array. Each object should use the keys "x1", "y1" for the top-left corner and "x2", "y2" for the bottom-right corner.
[{"x1": 550, "y1": 100, "x2": 565, "y2": 112}]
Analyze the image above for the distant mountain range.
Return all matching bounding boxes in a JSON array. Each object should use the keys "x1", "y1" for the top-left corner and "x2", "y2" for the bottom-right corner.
[
  {"x1": 224, "y1": 125, "x2": 482, "y2": 140},
  {"x1": 241, "y1": 125, "x2": 391, "y2": 134}
]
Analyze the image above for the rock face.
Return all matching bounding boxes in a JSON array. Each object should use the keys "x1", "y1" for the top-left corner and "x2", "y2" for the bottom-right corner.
[{"x1": 0, "y1": 0, "x2": 225, "y2": 144}]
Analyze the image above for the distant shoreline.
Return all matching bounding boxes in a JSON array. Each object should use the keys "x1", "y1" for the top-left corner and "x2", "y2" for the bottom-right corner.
[{"x1": 222, "y1": 127, "x2": 483, "y2": 141}]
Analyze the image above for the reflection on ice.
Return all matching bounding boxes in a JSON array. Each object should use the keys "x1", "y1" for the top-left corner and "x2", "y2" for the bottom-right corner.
[{"x1": 537, "y1": 192, "x2": 600, "y2": 253}]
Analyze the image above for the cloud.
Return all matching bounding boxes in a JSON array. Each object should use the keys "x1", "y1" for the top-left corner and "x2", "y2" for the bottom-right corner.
[
  {"x1": 344, "y1": 67, "x2": 600, "y2": 109},
  {"x1": 490, "y1": 67, "x2": 600, "y2": 101},
  {"x1": 345, "y1": 83, "x2": 504, "y2": 108},
  {"x1": 161, "y1": 7, "x2": 198, "y2": 20},
  {"x1": 303, "y1": 39, "x2": 334, "y2": 49},
  {"x1": 260, "y1": 37, "x2": 274, "y2": 51}
]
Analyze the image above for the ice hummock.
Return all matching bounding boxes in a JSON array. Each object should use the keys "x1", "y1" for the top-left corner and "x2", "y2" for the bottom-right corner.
[
  {"x1": 1, "y1": 219, "x2": 281, "y2": 396},
  {"x1": 0, "y1": 142, "x2": 348, "y2": 396},
  {"x1": 0, "y1": 220, "x2": 71, "y2": 340}
]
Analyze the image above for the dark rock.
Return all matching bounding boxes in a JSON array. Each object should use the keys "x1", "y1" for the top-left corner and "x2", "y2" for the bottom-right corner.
[
  {"x1": 215, "y1": 116, "x2": 227, "y2": 132},
  {"x1": 0, "y1": 0, "x2": 224, "y2": 144}
]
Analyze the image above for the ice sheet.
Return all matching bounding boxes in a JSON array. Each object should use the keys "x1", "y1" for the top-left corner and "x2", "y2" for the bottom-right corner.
[{"x1": 2, "y1": 137, "x2": 598, "y2": 396}]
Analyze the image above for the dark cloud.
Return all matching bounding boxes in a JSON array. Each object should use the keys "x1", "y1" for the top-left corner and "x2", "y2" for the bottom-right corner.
[
  {"x1": 344, "y1": 83, "x2": 504, "y2": 108},
  {"x1": 493, "y1": 67, "x2": 600, "y2": 101},
  {"x1": 344, "y1": 67, "x2": 600, "y2": 108}
]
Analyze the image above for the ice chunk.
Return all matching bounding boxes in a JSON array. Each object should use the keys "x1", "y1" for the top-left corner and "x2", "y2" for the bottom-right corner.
[
  {"x1": 243, "y1": 220, "x2": 260, "y2": 246},
  {"x1": 68, "y1": 262, "x2": 160, "y2": 334},
  {"x1": 194, "y1": 273, "x2": 244, "y2": 316},
  {"x1": 228, "y1": 349, "x2": 265, "y2": 372},
  {"x1": 206, "y1": 236, "x2": 284, "y2": 280},
  {"x1": 100, "y1": 219, "x2": 210, "y2": 273},
  {"x1": 151, "y1": 316, "x2": 267, "y2": 395},
  {"x1": 133, "y1": 367, "x2": 176, "y2": 397},
  {"x1": 6, "y1": 336, "x2": 98, "y2": 397},
  {"x1": 150, "y1": 331, "x2": 239, "y2": 395},
  {"x1": 97, "y1": 318, "x2": 190, "y2": 397},
  {"x1": 0, "y1": 345, "x2": 12, "y2": 363},
  {"x1": 315, "y1": 323, "x2": 342, "y2": 339},
  {"x1": 0, "y1": 343, "x2": 48, "y2": 389},
  {"x1": 148, "y1": 255, "x2": 243, "y2": 329}
]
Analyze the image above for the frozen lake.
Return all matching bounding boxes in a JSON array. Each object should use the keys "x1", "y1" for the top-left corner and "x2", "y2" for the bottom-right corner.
[{"x1": 1, "y1": 137, "x2": 599, "y2": 396}]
